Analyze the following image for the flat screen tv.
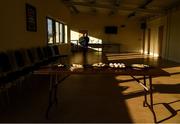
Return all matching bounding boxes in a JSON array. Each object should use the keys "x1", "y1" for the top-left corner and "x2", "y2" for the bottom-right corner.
[{"x1": 105, "y1": 26, "x2": 118, "y2": 34}]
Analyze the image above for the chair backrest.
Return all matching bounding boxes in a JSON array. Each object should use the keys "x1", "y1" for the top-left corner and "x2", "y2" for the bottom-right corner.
[
  {"x1": 46, "y1": 46, "x2": 53, "y2": 58},
  {"x1": 27, "y1": 48, "x2": 35, "y2": 64},
  {"x1": 14, "y1": 50, "x2": 25, "y2": 69},
  {"x1": 36, "y1": 47, "x2": 45, "y2": 61},
  {"x1": 42, "y1": 46, "x2": 48, "y2": 59},
  {"x1": 52, "y1": 45, "x2": 60, "y2": 56},
  {"x1": 21, "y1": 49, "x2": 32, "y2": 67},
  {"x1": 29, "y1": 48, "x2": 40, "y2": 63},
  {"x1": 0, "y1": 52, "x2": 13, "y2": 74}
]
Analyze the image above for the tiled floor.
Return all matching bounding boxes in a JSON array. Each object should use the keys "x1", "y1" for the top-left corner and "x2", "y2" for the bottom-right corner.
[{"x1": 0, "y1": 51, "x2": 180, "y2": 123}]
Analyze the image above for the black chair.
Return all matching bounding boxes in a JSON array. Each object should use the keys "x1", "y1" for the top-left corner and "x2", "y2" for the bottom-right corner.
[
  {"x1": 52, "y1": 45, "x2": 68, "y2": 64},
  {"x1": 42, "y1": 46, "x2": 50, "y2": 63},
  {"x1": 21, "y1": 49, "x2": 35, "y2": 73},
  {"x1": 27, "y1": 48, "x2": 40, "y2": 70},
  {"x1": 0, "y1": 51, "x2": 20, "y2": 103},
  {"x1": 36, "y1": 47, "x2": 50, "y2": 66},
  {"x1": 0, "y1": 52, "x2": 15, "y2": 84},
  {"x1": 0, "y1": 51, "x2": 24, "y2": 83},
  {"x1": 37, "y1": 47, "x2": 44, "y2": 60},
  {"x1": 0, "y1": 52, "x2": 18, "y2": 104},
  {"x1": 27, "y1": 47, "x2": 46, "y2": 69},
  {"x1": 42, "y1": 46, "x2": 55, "y2": 64},
  {"x1": 12, "y1": 50, "x2": 32, "y2": 78},
  {"x1": 47, "y1": 46, "x2": 56, "y2": 62},
  {"x1": 52, "y1": 45, "x2": 60, "y2": 58}
]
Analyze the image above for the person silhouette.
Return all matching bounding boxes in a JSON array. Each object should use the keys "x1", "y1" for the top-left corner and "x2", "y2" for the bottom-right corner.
[
  {"x1": 83, "y1": 33, "x2": 89, "y2": 52},
  {"x1": 79, "y1": 33, "x2": 89, "y2": 53}
]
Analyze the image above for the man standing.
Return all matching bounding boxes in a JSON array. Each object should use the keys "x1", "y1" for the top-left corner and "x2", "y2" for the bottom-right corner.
[
  {"x1": 83, "y1": 33, "x2": 89, "y2": 52},
  {"x1": 79, "y1": 33, "x2": 89, "y2": 53}
]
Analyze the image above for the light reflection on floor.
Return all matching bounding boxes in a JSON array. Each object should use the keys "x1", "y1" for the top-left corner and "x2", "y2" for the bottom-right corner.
[{"x1": 106, "y1": 53, "x2": 157, "y2": 60}]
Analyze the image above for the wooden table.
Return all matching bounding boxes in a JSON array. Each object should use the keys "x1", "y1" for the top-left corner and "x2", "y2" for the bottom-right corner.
[{"x1": 35, "y1": 64, "x2": 170, "y2": 122}]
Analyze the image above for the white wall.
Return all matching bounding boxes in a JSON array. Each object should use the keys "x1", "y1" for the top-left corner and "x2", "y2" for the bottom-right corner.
[
  {"x1": 69, "y1": 14, "x2": 143, "y2": 53},
  {"x1": 146, "y1": 6, "x2": 180, "y2": 62},
  {"x1": 167, "y1": 8, "x2": 180, "y2": 62},
  {"x1": 0, "y1": 0, "x2": 71, "y2": 54},
  {"x1": 145, "y1": 16, "x2": 167, "y2": 57}
]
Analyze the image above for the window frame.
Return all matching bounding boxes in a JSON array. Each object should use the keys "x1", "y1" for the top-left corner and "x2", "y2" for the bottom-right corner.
[{"x1": 46, "y1": 17, "x2": 68, "y2": 45}]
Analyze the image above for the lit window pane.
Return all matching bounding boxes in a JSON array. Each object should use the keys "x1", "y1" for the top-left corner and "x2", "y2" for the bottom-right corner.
[
  {"x1": 70, "y1": 30, "x2": 79, "y2": 45},
  {"x1": 60, "y1": 23, "x2": 63, "y2": 43},
  {"x1": 70, "y1": 30, "x2": 102, "y2": 51},
  {"x1": 47, "y1": 18, "x2": 53, "y2": 44},
  {"x1": 65, "y1": 25, "x2": 68, "y2": 43},
  {"x1": 55, "y1": 22, "x2": 60, "y2": 43}
]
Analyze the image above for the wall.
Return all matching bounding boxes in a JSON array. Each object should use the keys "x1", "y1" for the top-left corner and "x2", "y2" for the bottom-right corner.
[
  {"x1": 1, "y1": 0, "x2": 160, "y2": 55},
  {"x1": 0, "y1": 0, "x2": 71, "y2": 54},
  {"x1": 145, "y1": 16, "x2": 167, "y2": 57},
  {"x1": 167, "y1": 8, "x2": 180, "y2": 62},
  {"x1": 69, "y1": 14, "x2": 142, "y2": 53},
  {"x1": 146, "y1": 6, "x2": 180, "y2": 62}
]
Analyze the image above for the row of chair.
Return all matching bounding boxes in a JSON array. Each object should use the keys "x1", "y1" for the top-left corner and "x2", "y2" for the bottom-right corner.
[{"x1": 0, "y1": 45, "x2": 67, "y2": 93}]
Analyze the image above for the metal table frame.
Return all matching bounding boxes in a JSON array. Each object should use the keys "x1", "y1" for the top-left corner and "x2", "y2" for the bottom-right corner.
[
  {"x1": 37, "y1": 66, "x2": 169, "y2": 123},
  {"x1": 131, "y1": 75, "x2": 157, "y2": 122}
]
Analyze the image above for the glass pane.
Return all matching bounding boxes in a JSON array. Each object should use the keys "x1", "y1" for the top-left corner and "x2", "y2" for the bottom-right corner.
[
  {"x1": 70, "y1": 30, "x2": 79, "y2": 45},
  {"x1": 47, "y1": 18, "x2": 53, "y2": 44},
  {"x1": 60, "y1": 23, "x2": 63, "y2": 43},
  {"x1": 55, "y1": 22, "x2": 60, "y2": 43},
  {"x1": 65, "y1": 25, "x2": 68, "y2": 43}
]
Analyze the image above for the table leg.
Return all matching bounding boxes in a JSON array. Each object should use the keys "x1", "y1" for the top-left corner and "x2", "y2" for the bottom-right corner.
[
  {"x1": 132, "y1": 75, "x2": 157, "y2": 123},
  {"x1": 54, "y1": 73, "x2": 58, "y2": 105},
  {"x1": 149, "y1": 76, "x2": 157, "y2": 123},
  {"x1": 143, "y1": 76, "x2": 157, "y2": 123},
  {"x1": 46, "y1": 72, "x2": 54, "y2": 119},
  {"x1": 143, "y1": 75, "x2": 147, "y2": 107},
  {"x1": 46, "y1": 73, "x2": 70, "y2": 119}
]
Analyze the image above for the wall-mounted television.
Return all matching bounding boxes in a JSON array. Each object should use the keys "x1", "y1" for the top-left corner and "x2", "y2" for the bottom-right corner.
[{"x1": 105, "y1": 26, "x2": 118, "y2": 34}]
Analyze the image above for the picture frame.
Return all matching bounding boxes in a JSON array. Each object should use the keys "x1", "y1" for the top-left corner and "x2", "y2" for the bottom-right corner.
[{"x1": 26, "y1": 3, "x2": 37, "y2": 32}]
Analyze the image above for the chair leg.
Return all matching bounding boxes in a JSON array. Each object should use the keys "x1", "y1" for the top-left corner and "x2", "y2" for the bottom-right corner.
[
  {"x1": 0, "y1": 87, "x2": 10, "y2": 108},
  {"x1": 5, "y1": 89, "x2": 10, "y2": 105}
]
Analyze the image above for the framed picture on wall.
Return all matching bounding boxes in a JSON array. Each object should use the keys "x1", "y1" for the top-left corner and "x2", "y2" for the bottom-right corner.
[{"x1": 26, "y1": 3, "x2": 37, "y2": 32}]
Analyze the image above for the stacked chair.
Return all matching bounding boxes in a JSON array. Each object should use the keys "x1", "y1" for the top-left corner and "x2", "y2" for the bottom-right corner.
[{"x1": 0, "y1": 45, "x2": 67, "y2": 105}]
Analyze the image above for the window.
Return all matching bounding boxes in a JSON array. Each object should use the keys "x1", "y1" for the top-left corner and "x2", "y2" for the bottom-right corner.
[
  {"x1": 64, "y1": 25, "x2": 68, "y2": 43},
  {"x1": 46, "y1": 17, "x2": 68, "y2": 44},
  {"x1": 55, "y1": 22, "x2": 60, "y2": 43},
  {"x1": 60, "y1": 23, "x2": 63, "y2": 43},
  {"x1": 70, "y1": 30, "x2": 102, "y2": 51},
  {"x1": 47, "y1": 18, "x2": 53, "y2": 44}
]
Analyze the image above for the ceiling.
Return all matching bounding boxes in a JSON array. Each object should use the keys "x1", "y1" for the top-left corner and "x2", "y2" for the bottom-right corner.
[{"x1": 61, "y1": 0, "x2": 180, "y2": 18}]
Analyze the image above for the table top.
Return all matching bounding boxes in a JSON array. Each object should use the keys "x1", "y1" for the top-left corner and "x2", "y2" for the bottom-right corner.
[{"x1": 34, "y1": 64, "x2": 170, "y2": 77}]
